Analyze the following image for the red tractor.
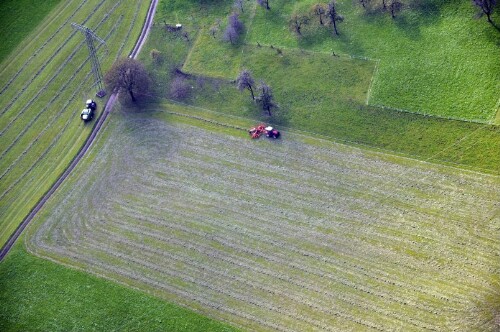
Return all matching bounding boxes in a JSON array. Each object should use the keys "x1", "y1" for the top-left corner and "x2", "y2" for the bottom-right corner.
[{"x1": 249, "y1": 124, "x2": 280, "y2": 139}]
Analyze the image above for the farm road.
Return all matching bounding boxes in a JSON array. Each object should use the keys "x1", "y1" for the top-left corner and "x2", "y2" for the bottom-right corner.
[
  {"x1": 0, "y1": 0, "x2": 158, "y2": 261},
  {"x1": 29, "y1": 113, "x2": 500, "y2": 331}
]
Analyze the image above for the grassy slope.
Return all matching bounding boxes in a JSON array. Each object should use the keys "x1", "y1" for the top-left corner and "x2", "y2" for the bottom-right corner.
[
  {"x1": 0, "y1": 243, "x2": 237, "y2": 332},
  {"x1": 143, "y1": 0, "x2": 500, "y2": 174},
  {"x1": 0, "y1": 0, "x2": 150, "y2": 247},
  {"x1": 0, "y1": 0, "x2": 62, "y2": 62},
  {"x1": 246, "y1": 0, "x2": 500, "y2": 122}
]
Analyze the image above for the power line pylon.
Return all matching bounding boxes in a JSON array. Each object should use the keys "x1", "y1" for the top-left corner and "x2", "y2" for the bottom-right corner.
[{"x1": 71, "y1": 23, "x2": 107, "y2": 97}]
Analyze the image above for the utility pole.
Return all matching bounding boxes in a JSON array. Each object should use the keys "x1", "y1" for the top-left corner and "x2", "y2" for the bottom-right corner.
[{"x1": 71, "y1": 23, "x2": 107, "y2": 97}]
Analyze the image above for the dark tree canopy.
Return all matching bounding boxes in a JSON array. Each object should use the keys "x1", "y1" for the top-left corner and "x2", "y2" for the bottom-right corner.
[
  {"x1": 256, "y1": 81, "x2": 277, "y2": 116},
  {"x1": 236, "y1": 69, "x2": 256, "y2": 100},
  {"x1": 257, "y1": 0, "x2": 270, "y2": 10},
  {"x1": 473, "y1": 0, "x2": 497, "y2": 25},
  {"x1": 104, "y1": 58, "x2": 150, "y2": 102},
  {"x1": 326, "y1": 1, "x2": 344, "y2": 35}
]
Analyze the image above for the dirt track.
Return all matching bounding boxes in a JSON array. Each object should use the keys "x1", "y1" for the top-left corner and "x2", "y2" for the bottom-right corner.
[{"x1": 0, "y1": 0, "x2": 158, "y2": 261}]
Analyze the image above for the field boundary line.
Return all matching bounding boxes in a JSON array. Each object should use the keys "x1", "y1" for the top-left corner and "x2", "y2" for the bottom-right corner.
[
  {"x1": 366, "y1": 59, "x2": 380, "y2": 105},
  {"x1": 0, "y1": 0, "x2": 159, "y2": 261},
  {"x1": 156, "y1": 99, "x2": 499, "y2": 177},
  {"x1": 182, "y1": 30, "x2": 203, "y2": 73}
]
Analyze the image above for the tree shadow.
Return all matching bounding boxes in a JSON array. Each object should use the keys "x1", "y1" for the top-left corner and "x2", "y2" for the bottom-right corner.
[{"x1": 361, "y1": 0, "x2": 445, "y2": 40}]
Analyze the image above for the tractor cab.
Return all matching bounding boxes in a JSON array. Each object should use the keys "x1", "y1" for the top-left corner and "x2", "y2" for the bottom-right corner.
[
  {"x1": 249, "y1": 124, "x2": 280, "y2": 139},
  {"x1": 86, "y1": 99, "x2": 97, "y2": 111}
]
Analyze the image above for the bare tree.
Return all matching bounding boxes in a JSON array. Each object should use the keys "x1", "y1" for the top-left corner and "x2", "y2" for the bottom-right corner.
[
  {"x1": 223, "y1": 25, "x2": 238, "y2": 44},
  {"x1": 389, "y1": 0, "x2": 404, "y2": 18},
  {"x1": 236, "y1": 69, "x2": 256, "y2": 100},
  {"x1": 326, "y1": 1, "x2": 344, "y2": 36},
  {"x1": 150, "y1": 49, "x2": 163, "y2": 65},
  {"x1": 311, "y1": 4, "x2": 327, "y2": 25},
  {"x1": 223, "y1": 12, "x2": 244, "y2": 44},
  {"x1": 473, "y1": 0, "x2": 497, "y2": 26},
  {"x1": 257, "y1": 0, "x2": 270, "y2": 10},
  {"x1": 256, "y1": 81, "x2": 277, "y2": 116},
  {"x1": 104, "y1": 58, "x2": 150, "y2": 102},
  {"x1": 209, "y1": 25, "x2": 218, "y2": 38},
  {"x1": 234, "y1": 0, "x2": 244, "y2": 13},
  {"x1": 169, "y1": 76, "x2": 191, "y2": 100},
  {"x1": 290, "y1": 14, "x2": 310, "y2": 36},
  {"x1": 228, "y1": 12, "x2": 244, "y2": 33},
  {"x1": 359, "y1": 0, "x2": 372, "y2": 9}
]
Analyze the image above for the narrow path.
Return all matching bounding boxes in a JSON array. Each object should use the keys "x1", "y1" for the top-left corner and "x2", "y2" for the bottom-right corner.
[{"x1": 0, "y1": 0, "x2": 159, "y2": 261}]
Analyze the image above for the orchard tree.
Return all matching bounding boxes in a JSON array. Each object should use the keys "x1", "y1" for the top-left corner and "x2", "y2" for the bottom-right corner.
[
  {"x1": 223, "y1": 12, "x2": 244, "y2": 44},
  {"x1": 257, "y1": 0, "x2": 270, "y2": 10},
  {"x1": 234, "y1": 0, "x2": 244, "y2": 13},
  {"x1": 169, "y1": 76, "x2": 191, "y2": 100},
  {"x1": 256, "y1": 81, "x2": 277, "y2": 116},
  {"x1": 473, "y1": 0, "x2": 497, "y2": 26},
  {"x1": 359, "y1": 0, "x2": 371, "y2": 9},
  {"x1": 326, "y1": 1, "x2": 344, "y2": 35},
  {"x1": 311, "y1": 4, "x2": 327, "y2": 25},
  {"x1": 104, "y1": 58, "x2": 150, "y2": 102},
  {"x1": 389, "y1": 0, "x2": 404, "y2": 18},
  {"x1": 223, "y1": 25, "x2": 238, "y2": 44},
  {"x1": 236, "y1": 69, "x2": 256, "y2": 100},
  {"x1": 290, "y1": 13, "x2": 310, "y2": 36}
]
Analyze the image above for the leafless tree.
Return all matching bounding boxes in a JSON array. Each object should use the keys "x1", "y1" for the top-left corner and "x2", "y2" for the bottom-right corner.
[
  {"x1": 473, "y1": 0, "x2": 497, "y2": 26},
  {"x1": 326, "y1": 1, "x2": 344, "y2": 35},
  {"x1": 236, "y1": 69, "x2": 256, "y2": 100},
  {"x1": 234, "y1": 0, "x2": 244, "y2": 13},
  {"x1": 256, "y1": 81, "x2": 277, "y2": 116},
  {"x1": 389, "y1": 0, "x2": 404, "y2": 18},
  {"x1": 257, "y1": 0, "x2": 270, "y2": 10},
  {"x1": 169, "y1": 76, "x2": 191, "y2": 100},
  {"x1": 312, "y1": 4, "x2": 327, "y2": 25},
  {"x1": 290, "y1": 14, "x2": 310, "y2": 36}
]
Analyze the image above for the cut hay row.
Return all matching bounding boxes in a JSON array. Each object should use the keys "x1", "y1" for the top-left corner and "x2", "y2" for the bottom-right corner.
[
  {"x1": 0, "y1": 0, "x2": 121, "y2": 136},
  {"x1": 0, "y1": 0, "x2": 151, "y2": 247},
  {"x1": 0, "y1": 0, "x2": 109, "y2": 118},
  {"x1": 0, "y1": 0, "x2": 89, "y2": 97},
  {"x1": 0, "y1": 15, "x2": 124, "y2": 184},
  {"x1": 29, "y1": 115, "x2": 500, "y2": 331}
]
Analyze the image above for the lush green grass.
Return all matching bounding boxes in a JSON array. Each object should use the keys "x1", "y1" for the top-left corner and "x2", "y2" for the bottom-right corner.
[
  {"x1": 0, "y1": 244, "x2": 238, "y2": 332},
  {"x1": 0, "y1": 0, "x2": 63, "y2": 62},
  {"x1": 0, "y1": 0, "x2": 150, "y2": 248},
  {"x1": 247, "y1": 0, "x2": 500, "y2": 122}
]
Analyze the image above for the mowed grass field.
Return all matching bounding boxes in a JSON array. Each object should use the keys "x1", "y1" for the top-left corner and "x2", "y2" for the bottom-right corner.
[
  {"x1": 27, "y1": 109, "x2": 500, "y2": 331},
  {"x1": 0, "y1": 0, "x2": 151, "y2": 248},
  {"x1": 0, "y1": 0, "x2": 62, "y2": 63}
]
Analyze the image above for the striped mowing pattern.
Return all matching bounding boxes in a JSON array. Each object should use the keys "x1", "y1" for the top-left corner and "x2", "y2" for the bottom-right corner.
[{"x1": 29, "y1": 115, "x2": 500, "y2": 331}]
